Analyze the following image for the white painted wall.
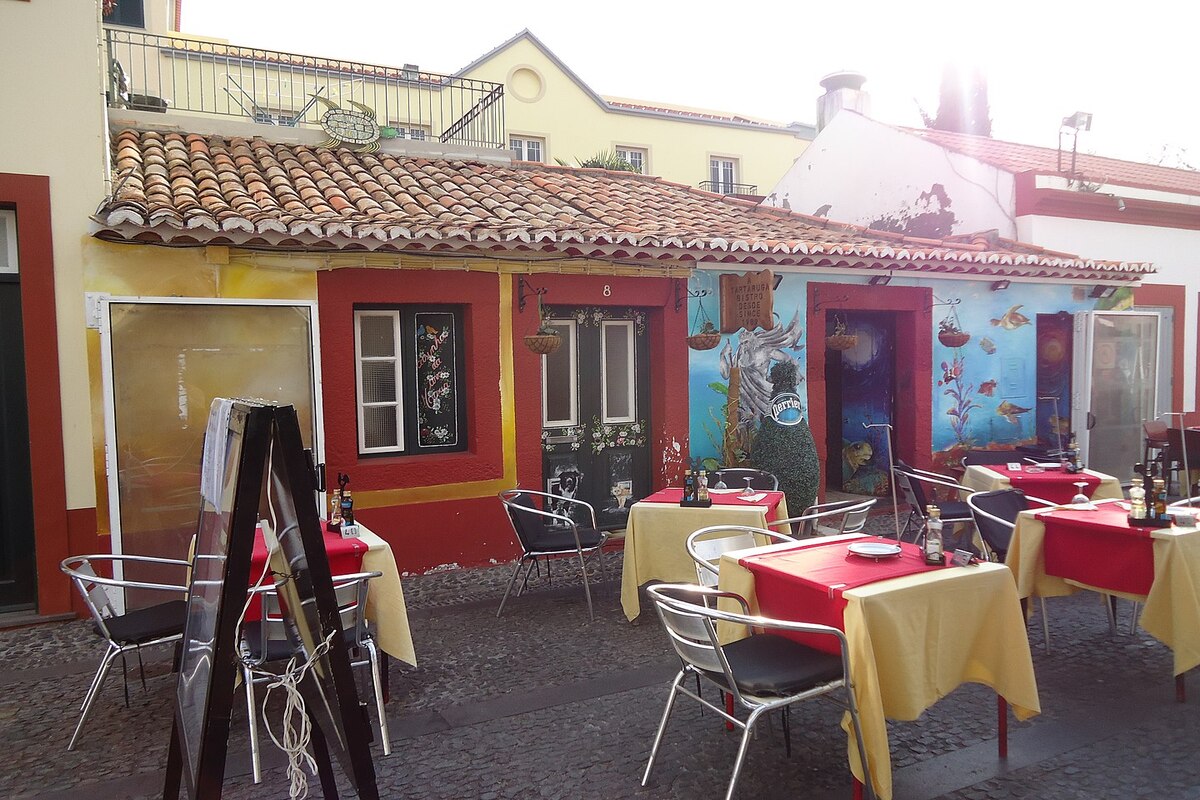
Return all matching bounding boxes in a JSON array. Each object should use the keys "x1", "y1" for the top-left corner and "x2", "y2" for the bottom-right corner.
[
  {"x1": 0, "y1": 0, "x2": 107, "y2": 508},
  {"x1": 764, "y1": 112, "x2": 1018, "y2": 238},
  {"x1": 1019, "y1": 214, "x2": 1199, "y2": 408}
]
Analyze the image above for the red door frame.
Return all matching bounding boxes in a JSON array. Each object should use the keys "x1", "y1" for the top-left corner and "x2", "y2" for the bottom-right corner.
[
  {"x1": 0, "y1": 173, "x2": 71, "y2": 615},
  {"x1": 806, "y1": 282, "x2": 934, "y2": 491}
]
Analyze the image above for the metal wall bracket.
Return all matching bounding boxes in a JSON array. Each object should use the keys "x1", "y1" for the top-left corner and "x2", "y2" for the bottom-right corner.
[{"x1": 517, "y1": 276, "x2": 548, "y2": 313}]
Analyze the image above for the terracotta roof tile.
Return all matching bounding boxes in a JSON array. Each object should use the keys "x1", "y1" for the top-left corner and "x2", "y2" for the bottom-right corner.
[
  {"x1": 901, "y1": 126, "x2": 1200, "y2": 195},
  {"x1": 95, "y1": 128, "x2": 1154, "y2": 283}
]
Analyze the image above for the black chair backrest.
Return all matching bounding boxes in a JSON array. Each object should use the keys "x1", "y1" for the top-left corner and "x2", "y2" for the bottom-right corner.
[
  {"x1": 963, "y1": 450, "x2": 1017, "y2": 466},
  {"x1": 716, "y1": 468, "x2": 778, "y2": 491},
  {"x1": 1165, "y1": 426, "x2": 1200, "y2": 464},
  {"x1": 505, "y1": 491, "x2": 546, "y2": 551},
  {"x1": 893, "y1": 460, "x2": 930, "y2": 510},
  {"x1": 971, "y1": 489, "x2": 1029, "y2": 557}
]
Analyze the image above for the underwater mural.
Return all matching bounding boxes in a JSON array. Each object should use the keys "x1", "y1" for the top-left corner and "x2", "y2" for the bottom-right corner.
[
  {"x1": 826, "y1": 311, "x2": 895, "y2": 497},
  {"x1": 687, "y1": 269, "x2": 1136, "y2": 478}
]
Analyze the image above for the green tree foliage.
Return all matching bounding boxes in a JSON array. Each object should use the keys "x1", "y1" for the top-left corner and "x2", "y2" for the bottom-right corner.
[
  {"x1": 921, "y1": 65, "x2": 992, "y2": 138},
  {"x1": 750, "y1": 361, "x2": 819, "y2": 515},
  {"x1": 554, "y1": 150, "x2": 640, "y2": 172}
]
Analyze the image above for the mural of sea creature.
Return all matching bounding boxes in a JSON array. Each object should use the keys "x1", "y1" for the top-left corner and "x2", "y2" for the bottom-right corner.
[
  {"x1": 718, "y1": 307, "x2": 805, "y2": 423},
  {"x1": 991, "y1": 305, "x2": 1032, "y2": 330},
  {"x1": 978, "y1": 379, "x2": 998, "y2": 396},
  {"x1": 1048, "y1": 414, "x2": 1071, "y2": 435},
  {"x1": 979, "y1": 337, "x2": 997, "y2": 355},
  {"x1": 996, "y1": 400, "x2": 1032, "y2": 426},
  {"x1": 843, "y1": 441, "x2": 873, "y2": 473},
  {"x1": 313, "y1": 95, "x2": 386, "y2": 153}
]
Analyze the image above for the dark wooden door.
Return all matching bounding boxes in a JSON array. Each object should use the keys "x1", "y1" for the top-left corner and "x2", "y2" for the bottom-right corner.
[
  {"x1": 540, "y1": 307, "x2": 651, "y2": 531},
  {"x1": 0, "y1": 280, "x2": 36, "y2": 610}
]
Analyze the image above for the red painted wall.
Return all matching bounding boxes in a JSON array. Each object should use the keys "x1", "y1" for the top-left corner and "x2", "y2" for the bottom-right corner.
[
  {"x1": 806, "y1": 283, "x2": 934, "y2": 489},
  {"x1": 317, "y1": 268, "x2": 688, "y2": 574},
  {"x1": 1132, "y1": 283, "x2": 1187, "y2": 412},
  {"x1": 0, "y1": 173, "x2": 71, "y2": 615}
]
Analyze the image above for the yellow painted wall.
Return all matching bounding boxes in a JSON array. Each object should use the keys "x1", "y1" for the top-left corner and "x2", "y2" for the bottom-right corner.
[
  {"x1": 460, "y1": 37, "x2": 811, "y2": 193},
  {"x1": 0, "y1": 0, "x2": 108, "y2": 509}
]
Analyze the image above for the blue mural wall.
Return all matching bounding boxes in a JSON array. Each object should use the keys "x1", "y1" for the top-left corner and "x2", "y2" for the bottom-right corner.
[{"x1": 687, "y1": 270, "x2": 1128, "y2": 471}]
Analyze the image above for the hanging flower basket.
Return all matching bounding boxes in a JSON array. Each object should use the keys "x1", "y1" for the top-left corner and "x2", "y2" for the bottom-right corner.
[
  {"x1": 525, "y1": 332, "x2": 562, "y2": 355},
  {"x1": 938, "y1": 330, "x2": 971, "y2": 348},
  {"x1": 826, "y1": 333, "x2": 859, "y2": 351},
  {"x1": 687, "y1": 332, "x2": 721, "y2": 351}
]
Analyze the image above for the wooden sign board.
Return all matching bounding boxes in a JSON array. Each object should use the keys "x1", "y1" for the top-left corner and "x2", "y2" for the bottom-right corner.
[{"x1": 719, "y1": 270, "x2": 775, "y2": 333}]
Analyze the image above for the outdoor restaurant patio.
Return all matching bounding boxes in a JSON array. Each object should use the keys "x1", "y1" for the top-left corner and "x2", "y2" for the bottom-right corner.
[{"x1": 4, "y1": 509, "x2": 1199, "y2": 800}]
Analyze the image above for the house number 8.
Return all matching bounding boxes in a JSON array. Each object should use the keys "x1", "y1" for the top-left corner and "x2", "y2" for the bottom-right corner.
[{"x1": 603, "y1": 285, "x2": 612, "y2": 297}]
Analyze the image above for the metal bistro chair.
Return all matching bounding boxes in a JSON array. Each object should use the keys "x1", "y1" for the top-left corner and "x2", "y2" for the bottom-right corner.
[
  {"x1": 961, "y1": 449, "x2": 1019, "y2": 468},
  {"x1": 769, "y1": 498, "x2": 878, "y2": 538},
  {"x1": 686, "y1": 525, "x2": 795, "y2": 589},
  {"x1": 642, "y1": 584, "x2": 874, "y2": 800},
  {"x1": 240, "y1": 571, "x2": 389, "y2": 783},
  {"x1": 60, "y1": 554, "x2": 191, "y2": 750},
  {"x1": 497, "y1": 489, "x2": 609, "y2": 620},
  {"x1": 892, "y1": 460, "x2": 974, "y2": 545},
  {"x1": 966, "y1": 489, "x2": 1059, "y2": 649},
  {"x1": 713, "y1": 468, "x2": 779, "y2": 492}
]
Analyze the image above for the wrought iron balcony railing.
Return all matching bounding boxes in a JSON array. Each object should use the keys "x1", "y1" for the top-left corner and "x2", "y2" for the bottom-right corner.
[
  {"x1": 698, "y1": 181, "x2": 759, "y2": 195},
  {"x1": 104, "y1": 28, "x2": 506, "y2": 150}
]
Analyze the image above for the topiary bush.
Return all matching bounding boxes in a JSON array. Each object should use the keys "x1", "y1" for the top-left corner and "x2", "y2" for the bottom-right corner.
[{"x1": 750, "y1": 360, "x2": 820, "y2": 513}]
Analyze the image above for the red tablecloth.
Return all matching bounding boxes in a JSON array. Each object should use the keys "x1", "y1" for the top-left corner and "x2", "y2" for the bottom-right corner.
[
  {"x1": 739, "y1": 537, "x2": 949, "y2": 653},
  {"x1": 245, "y1": 522, "x2": 368, "y2": 620},
  {"x1": 986, "y1": 465, "x2": 1101, "y2": 504},
  {"x1": 1036, "y1": 507, "x2": 1155, "y2": 596},
  {"x1": 640, "y1": 487, "x2": 785, "y2": 522}
]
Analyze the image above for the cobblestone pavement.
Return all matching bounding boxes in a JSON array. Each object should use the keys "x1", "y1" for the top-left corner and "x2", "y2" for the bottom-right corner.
[{"x1": 3, "y1": 515, "x2": 1199, "y2": 799}]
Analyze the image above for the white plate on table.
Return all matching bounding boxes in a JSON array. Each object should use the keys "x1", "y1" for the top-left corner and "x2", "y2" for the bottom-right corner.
[{"x1": 847, "y1": 542, "x2": 902, "y2": 558}]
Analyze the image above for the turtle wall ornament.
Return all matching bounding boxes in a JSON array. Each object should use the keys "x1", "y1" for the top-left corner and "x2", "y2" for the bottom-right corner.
[{"x1": 312, "y1": 95, "x2": 400, "y2": 153}]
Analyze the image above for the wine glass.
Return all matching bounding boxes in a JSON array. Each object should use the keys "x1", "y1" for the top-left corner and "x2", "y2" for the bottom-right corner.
[
  {"x1": 712, "y1": 471, "x2": 726, "y2": 490},
  {"x1": 741, "y1": 477, "x2": 756, "y2": 498},
  {"x1": 1071, "y1": 481, "x2": 1093, "y2": 507}
]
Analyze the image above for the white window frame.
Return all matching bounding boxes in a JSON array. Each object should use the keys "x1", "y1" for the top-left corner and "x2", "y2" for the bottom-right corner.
[
  {"x1": 542, "y1": 319, "x2": 578, "y2": 427},
  {"x1": 511, "y1": 136, "x2": 546, "y2": 163},
  {"x1": 354, "y1": 309, "x2": 405, "y2": 454},
  {"x1": 601, "y1": 320, "x2": 636, "y2": 424},
  {"x1": 710, "y1": 156, "x2": 738, "y2": 192},
  {"x1": 0, "y1": 209, "x2": 18, "y2": 274},
  {"x1": 98, "y1": 295, "x2": 324, "y2": 613},
  {"x1": 615, "y1": 146, "x2": 647, "y2": 174}
]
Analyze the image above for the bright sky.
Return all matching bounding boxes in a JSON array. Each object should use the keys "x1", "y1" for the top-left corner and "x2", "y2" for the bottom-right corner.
[{"x1": 182, "y1": 0, "x2": 1199, "y2": 168}]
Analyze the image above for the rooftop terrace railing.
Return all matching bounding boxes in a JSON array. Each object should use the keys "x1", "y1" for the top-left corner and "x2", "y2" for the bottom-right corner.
[
  {"x1": 105, "y1": 28, "x2": 506, "y2": 150},
  {"x1": 698, "y1": 180, "x2": 759, "y2": 196}
]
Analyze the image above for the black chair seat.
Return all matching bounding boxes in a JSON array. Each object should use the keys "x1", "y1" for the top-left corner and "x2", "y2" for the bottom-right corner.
[
  {"x1": 528, "y1": 527, "x2": 605, "y2": 553},
  {"x1": 937, "y1": 501, "x2": 972, "y2": 521},
  {"x1": 717, "y1": 633, "x2": 843, "y2": 697},
  {"x1": 97, "y1": 599, "x2": 187, "y2": 644}
]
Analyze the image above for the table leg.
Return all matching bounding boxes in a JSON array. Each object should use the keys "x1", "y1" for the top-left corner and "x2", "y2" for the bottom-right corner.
[
  {"x1": 380, "y1": 651, "x2": 390, "y2": 705},
  {"x1": 725, "y1": 692, "x2": 735, "y2": 732},
  {"x1": 1176, "y1": 673, "x2": 1186, "y2": 703},
  {"x1": 997, "y1": 695, "x2": 1008, "y2": 759}
]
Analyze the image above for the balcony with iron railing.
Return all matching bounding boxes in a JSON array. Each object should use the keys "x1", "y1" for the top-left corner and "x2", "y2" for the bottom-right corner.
[
  {"x1": 698, "y1": 180, "x2": 759, "y2": 196},
  {"x1": 104, "y1": 28, "x2": 506, "y2": 150}
]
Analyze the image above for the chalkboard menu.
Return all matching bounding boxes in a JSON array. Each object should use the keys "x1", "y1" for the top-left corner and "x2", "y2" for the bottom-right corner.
[{"x1": 164, "y1": 400, "x2": 378, "y2": 800}]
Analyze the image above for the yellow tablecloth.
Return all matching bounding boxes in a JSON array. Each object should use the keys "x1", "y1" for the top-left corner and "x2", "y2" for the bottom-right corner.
[
  {"x1": 619, "y1": 495, "x2": 788, "y2": 621},
  {"x1": 962, "y1": 465, "x2": 1124, "y2": 501},
  {"x1": 1007, "y1": 510, "x2": 1200, "y2": 677},
  {"x1": 718, "y1": 550, "x2": 1039, "y2": 800},
  {"x1": 357, "y1": 526, "x2": 418, "y2": 667}
]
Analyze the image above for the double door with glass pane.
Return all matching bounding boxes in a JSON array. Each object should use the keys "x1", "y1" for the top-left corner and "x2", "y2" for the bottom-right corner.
[{"x1": 540, "y1": 308, "x2": 650, "y2": 531}]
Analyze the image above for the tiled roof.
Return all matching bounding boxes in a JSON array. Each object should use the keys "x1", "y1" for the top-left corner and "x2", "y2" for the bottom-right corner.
[
  {"x1": 94, "y1": 128, "x2": 1153, "y2": 282},
  {"x1": 604, "y1": 100, "x2": 786, "y2": 129},
  {"x1": 902, "y1": 127, "x2": 1200, "y2": 196}
]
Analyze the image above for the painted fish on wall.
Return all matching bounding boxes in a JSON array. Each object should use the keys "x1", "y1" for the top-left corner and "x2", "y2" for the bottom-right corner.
[
  {"x1": 991, "y1": 305, "x2": 1031, "y2": 330},
  {"x1": 979, "y1": 337, "x2": 997, "y2": 355},
  {"x1": 996, "y1": 400, "x2": 1032, "y2": 426},
  {"x1": 978, "y1": 379, "x2": 998, "y2": 396}
]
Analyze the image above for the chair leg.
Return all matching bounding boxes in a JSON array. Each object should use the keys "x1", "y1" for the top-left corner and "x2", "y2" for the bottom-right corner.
[
  {"x1": 593, "y1": 547, "x2": 608, "y2": 584},
  {"x1": 363, "y1": 638, "x2": 391, "y2": 756},
  {"x1": 244, "y1": 664, "x2": 262, "y2": 784},
  {"x1": 1103, "y1": 594, "x2": 1117, "y2": 636},
  {"x1": 641, "y1": 673, "x2": 684, "y2": 787},
  {"x1": 136, "y1": 645, "x2": 148, "y2": 692},
  {"x1": 725, "y1": 707, "x2": 766, "y2": 800},
  {"x1": 69, "y1": 646, "x2": 121, "y2": 751},
  {"x1": 1040, "y1": 597, "x2": 1051, "y2": 653},
  {"x1": 1130, "y1": 601, "x2": 1140, "y2": 634},
  {"x1": 577, "y1": 547, "x2": 595, "y2": 621},
  {"x1": 496, "y1": 558, "x2": 525, "y2": 618}
]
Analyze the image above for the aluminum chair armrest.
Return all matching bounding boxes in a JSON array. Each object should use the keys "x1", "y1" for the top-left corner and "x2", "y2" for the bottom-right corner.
[
  {"x1": 60, "y1": 568, "x2": 189, "y2": 595},
  {"x1": 329, "y1": 570, "x2": 384, "y2": 583},
  {"x1": 63, "y1": 554, "x2": 192, "y2": 568},
  {"x1": 503, "y1": 488, "x2": 600, "y2": 529},
  {"x1": 654, "y1": 583, "x2": 751, "y2": 615}
]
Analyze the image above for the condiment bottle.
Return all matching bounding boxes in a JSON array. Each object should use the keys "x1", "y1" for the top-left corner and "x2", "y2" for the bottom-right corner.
[
  {"x1": 1153, "y1": 478, "x2": 1167, "y2": 521},
  {"x1": 697, "y1": 470, "x2": 709, "y2": 502},
  {"x1": 1129, "y1": 477, "x2": 1147, "y2": 520},
  {"x1": 923, "y1": 505, "x2": 944, "y2": 565}
]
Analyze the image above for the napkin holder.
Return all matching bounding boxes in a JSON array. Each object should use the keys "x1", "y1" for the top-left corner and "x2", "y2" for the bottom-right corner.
[
  {"x1": 679, "y1": 496, "x2": 712, "y2": 508},
  {"x1": 1127, "y1": 515, "x2": 1171, "y2": 528}
]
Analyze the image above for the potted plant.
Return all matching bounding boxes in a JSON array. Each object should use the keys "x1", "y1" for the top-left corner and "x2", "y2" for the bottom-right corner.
[
  {"x1": 687, "y1": 319, "x2": 722, "y2": 351},
  {"x1": 826, "y1": 316, "x2": 858, "y2": 351},
  {"x1": 938, "y1": 311, "x2": 971, "y2": 348},
  {"x1": 525, "y1": 319, "x2": 562, "y2": 355}
]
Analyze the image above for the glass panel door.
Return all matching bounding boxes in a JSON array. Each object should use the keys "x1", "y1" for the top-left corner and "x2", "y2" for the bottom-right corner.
[
  {"x1": 1073, "y1": 311, "x2": 1159, "y2": 477},
  {"x1": 102, "y1": 298, "x2": 322, "y2": 609}
]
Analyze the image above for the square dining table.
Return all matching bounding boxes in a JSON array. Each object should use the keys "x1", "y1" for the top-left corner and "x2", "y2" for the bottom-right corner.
[
  {"x1": 1007, "y1": 505, "x2": 1200, "y2": 681},
  {"x1": 962, "y1": 464, "x2": 1124, "y2": 504},
  {"x1": 619, "y1": 487, "x2": 788, "y2": 621},
  {"x1": 717, "y1": 534, "x2": 1039, "y2": 800}
]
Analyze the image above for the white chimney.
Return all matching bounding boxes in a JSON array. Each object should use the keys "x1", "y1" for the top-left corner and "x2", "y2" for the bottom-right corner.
[{"x1": 817, "y1": 71, "x2": 870, "y2": 132}]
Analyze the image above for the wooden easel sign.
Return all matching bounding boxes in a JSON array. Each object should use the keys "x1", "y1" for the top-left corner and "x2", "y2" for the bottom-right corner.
[{"x1": 163, "y1": 400, "x2": 378, "y2": 799}]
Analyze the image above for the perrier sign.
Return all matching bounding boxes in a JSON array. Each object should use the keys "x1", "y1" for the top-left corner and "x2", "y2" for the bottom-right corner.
[{"x1": 718, "y1": 269, "x2": 775, "y2": 333}]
